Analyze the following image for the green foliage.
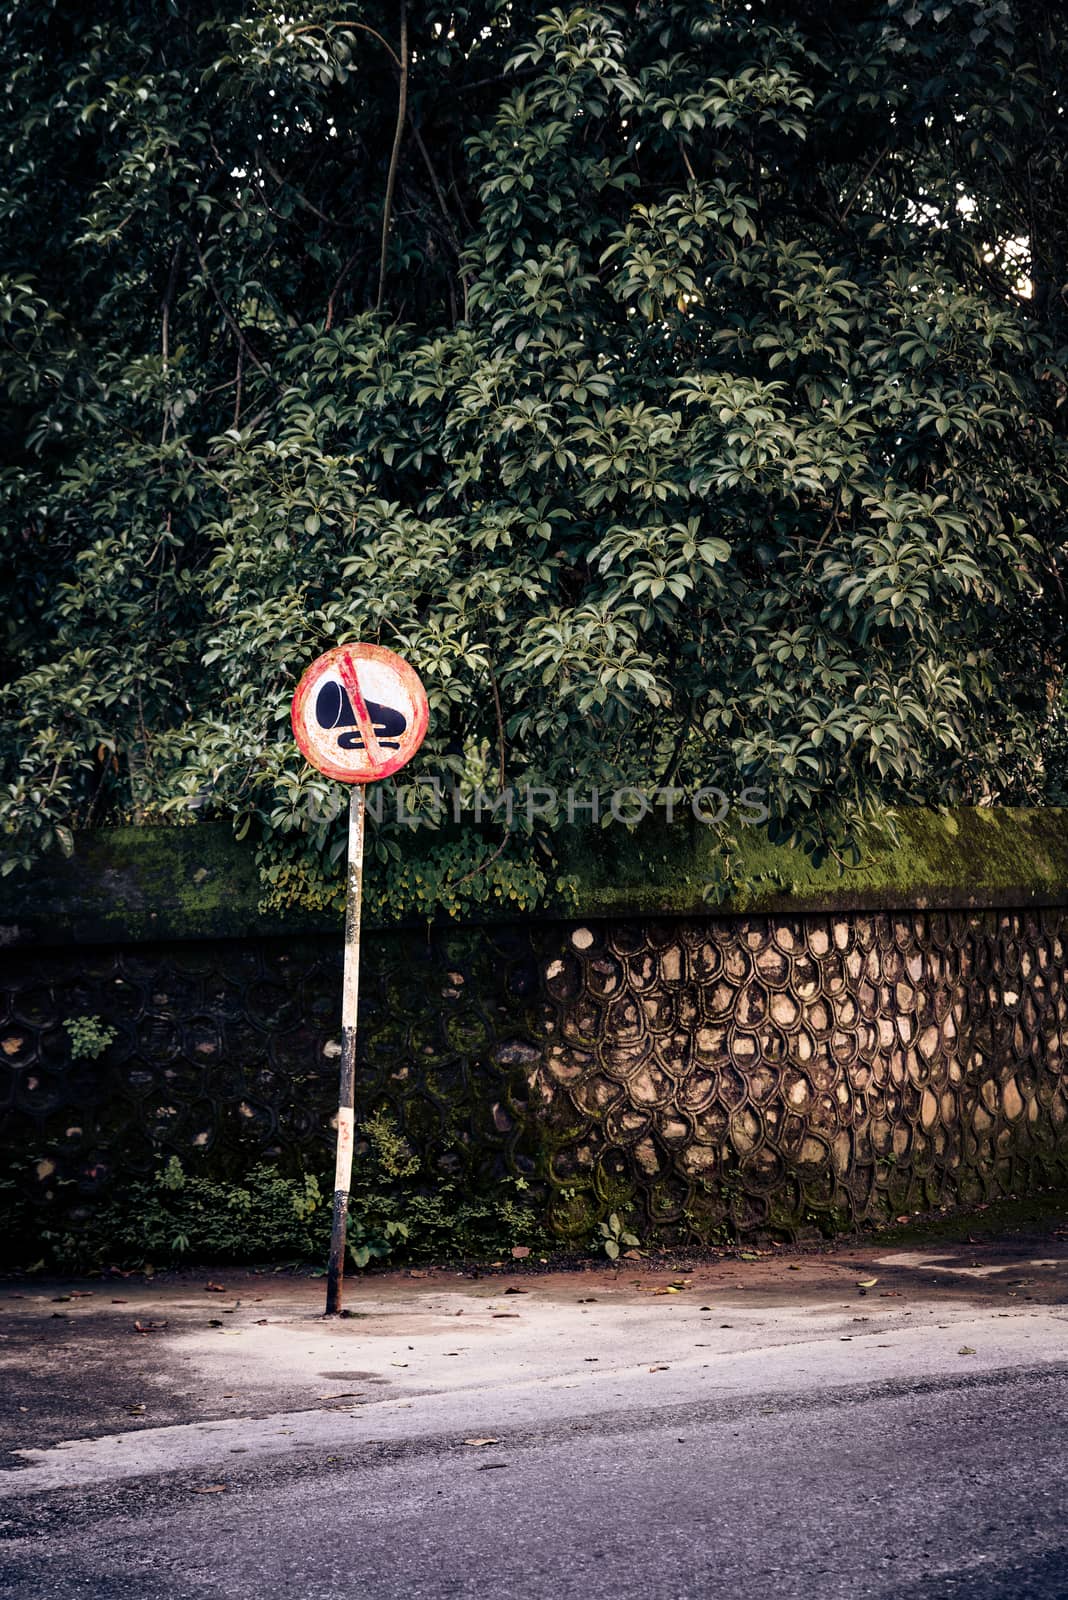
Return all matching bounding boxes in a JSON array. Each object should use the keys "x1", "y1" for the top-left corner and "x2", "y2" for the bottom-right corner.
[
  {"x1": 348, "y1": 1215, "x2": 410, "y2": 1271},
  {"x1": 63, "y1": 1014, "x2": 117, "y2": 1061},
  {"x1": 1, "y1": 0, "x2": 1066, "y2": 905},
  {"x1": 364, "y1": 1107, "x2": 422, "y2": 1180},
  {"x1": 257, "y1": 829, "x2": 567, "y2": 921},
  {"x1": 1043, "y1": 691, "x2": 1068, "y2": 805},
  {"x1": 0, "y1": 1117, "x2": 546, "y2": 1270},
  {"x1": 347, "y1": 1109, "x2": 546, "y2": 1262},
  {"x1": 597, "y1": 1210, "x2": 640, "y2": 1261},
  {"x1": 36, "y1": 1158, "x2": 331, "y2": 1269}
]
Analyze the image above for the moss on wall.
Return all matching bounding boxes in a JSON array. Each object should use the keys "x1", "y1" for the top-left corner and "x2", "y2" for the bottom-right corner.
[
  {"x1": 0, "y1": 808, "x2": 1065, "y2": 948},
  {"x1": 552, "y1": 807, "x2": 1068, "y2": 919}
]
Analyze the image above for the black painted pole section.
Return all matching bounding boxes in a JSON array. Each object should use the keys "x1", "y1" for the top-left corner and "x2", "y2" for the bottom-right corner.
[{"x1": 325, "y1": 785, "x2": 366, "y2": 1316}]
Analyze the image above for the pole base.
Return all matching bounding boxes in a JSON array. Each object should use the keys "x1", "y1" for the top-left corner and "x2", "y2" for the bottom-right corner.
[{"x1": 325, "y1": 1188, "x2": 349, "y2": 1315}]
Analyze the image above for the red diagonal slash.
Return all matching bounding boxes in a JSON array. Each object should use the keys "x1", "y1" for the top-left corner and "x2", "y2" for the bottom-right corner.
[{"x1": 335, "y1": 651, "x2": 379, "y2": 764}]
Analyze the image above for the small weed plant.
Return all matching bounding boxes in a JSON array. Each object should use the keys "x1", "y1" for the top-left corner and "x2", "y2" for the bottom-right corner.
[
  {"x1": 63, "y1": 1015, "x2": 117, "y2": 1061},
  {"x1": 597, "y1": 1212, "x2": 641, "y2": 1261}
]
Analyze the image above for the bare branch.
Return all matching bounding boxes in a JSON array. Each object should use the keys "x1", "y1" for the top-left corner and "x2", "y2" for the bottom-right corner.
[
  {"x1": 188, "y1": 233, "x2": 280, "y2": 391},
  {"x1": 377, "y1": 0, "x2": 409, "y2": 314}
]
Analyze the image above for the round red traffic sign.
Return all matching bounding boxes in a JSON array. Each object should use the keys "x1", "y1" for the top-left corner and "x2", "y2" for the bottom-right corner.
[{"x1": 291, "y1": 643, "x2": 429, "y2": 783}]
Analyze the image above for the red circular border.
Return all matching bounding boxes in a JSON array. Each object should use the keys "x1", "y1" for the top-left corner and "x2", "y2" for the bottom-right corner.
[{"x1": 291, "y1": 643, "x2": 430, "y2": 784}]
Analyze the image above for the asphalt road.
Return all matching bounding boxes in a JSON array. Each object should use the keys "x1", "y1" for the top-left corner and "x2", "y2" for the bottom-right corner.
[
  {"x1": 2, "y1": 1364, "x2": 1067, "y2": 1598},
  {"x1": 2, "y1": 1237, "x2": 1067, "y2": 1599},
  {"x1": 2, "y1": 1363, "x2": 1068, "y2": 1600}
]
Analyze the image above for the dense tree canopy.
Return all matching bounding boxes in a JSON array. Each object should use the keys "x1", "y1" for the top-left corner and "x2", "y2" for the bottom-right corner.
[{"x1": 1, "y1": 0, "x2": 1066, "y2": 908}]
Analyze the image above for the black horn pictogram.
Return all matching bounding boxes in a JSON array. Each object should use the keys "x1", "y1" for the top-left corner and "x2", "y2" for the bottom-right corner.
[{"x1": 315, "y1": 680, "x2": 407, "y2": 751}]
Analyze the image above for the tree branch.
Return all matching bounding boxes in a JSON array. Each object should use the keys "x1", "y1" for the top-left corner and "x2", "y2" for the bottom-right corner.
[
  {"x1": 160, "y1": 243, "x2": 182, "y2": 446},
  {"x1": 188, "y1": 233, "x2": 280, "y2": 392},
  {"x1": 408, "y1": 116, "x2": 470, "y2": 317},
  {"x1": 260, "y1": 157, "x2": 339, "y2": 227},
  {"x1": 487, "y1": 658, "x2": 507, "y2": 794},
  {"x1": 377, "y1": 0, "x2": 409, "y2": 314},
  {"x1": 292, "y1": 19, "x2": 401, "y2": 70},
  {"x1": 325, "y1": 244, "x2": 363, "y2": 330}
]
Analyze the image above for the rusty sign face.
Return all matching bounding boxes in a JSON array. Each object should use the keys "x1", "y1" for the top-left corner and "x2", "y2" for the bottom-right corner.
[{"x1": 291, "y1": 643, "x2": 429, "y2": 783}]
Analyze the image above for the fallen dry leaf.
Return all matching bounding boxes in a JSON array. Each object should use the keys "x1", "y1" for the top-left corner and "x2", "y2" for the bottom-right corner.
[
  {"x1": 462, "y1": 1438, "x2": 499, "y2": 1447},
  {"x1": 959, "y1": 1346, "x2": 976, "y2": 1355},
  {"x1": 133, "y1": 1320, "x2": 168, "y2": 1334},
  {"x1": 204, "y1": 1282, "x2": 226, "y2": 1293},
  {"x1": 477, "y1": 1462, "x2": 508, "y2": 1470},
  {"x1": 649, "y1": 1364, "x2": 670, "y2": 1372},
  {"x1": 788, "y1": 1264, "x2": 801, "y2": 1271},
  {"x1": 503, "y1": 1286, "x2": 528, "y2": 1295},
  {"x1": 492, "y1": 1313, "x2": 520, "y2": 1319},
  {"x1": 856, "y1": 1278, "x2": 879, "y2": 1289},
  {"x1": 317, "y1": 1392, "x2": 363, "y2": 1401},
  {"x1": 191, "y1": 1484, "x2": 227, "y2": 1494}
]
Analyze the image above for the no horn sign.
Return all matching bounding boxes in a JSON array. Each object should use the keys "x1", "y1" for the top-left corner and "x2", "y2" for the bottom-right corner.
[
  {"x1": 291, "y1": 642, "x2": 429, "y2": 783},
  {"x1": 291, "y1": 641, "x2": 430, "y2": 1317}
]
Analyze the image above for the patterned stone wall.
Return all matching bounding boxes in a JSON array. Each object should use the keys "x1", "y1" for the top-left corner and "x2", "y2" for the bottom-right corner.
[
  {"x1": 537, "y1": 909, "x2": 1068, "y2": 1238},
  {"x1": 0, "y1": 925, "x2": 546, "y2": 1213},
  {"x1": 2, "y1": 905, "x2": 1067, "y2": 1245}
]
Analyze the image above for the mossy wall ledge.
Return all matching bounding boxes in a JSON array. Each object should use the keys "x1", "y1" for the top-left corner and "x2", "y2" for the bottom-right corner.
[{"x1": 0, "y1": 807, "x2": 1065, "y2": 949}]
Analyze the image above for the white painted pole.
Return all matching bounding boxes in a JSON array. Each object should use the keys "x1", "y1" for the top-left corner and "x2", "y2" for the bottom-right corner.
[{"x1": 325, "y1": 785, "x2": 366, "y2": 1315}]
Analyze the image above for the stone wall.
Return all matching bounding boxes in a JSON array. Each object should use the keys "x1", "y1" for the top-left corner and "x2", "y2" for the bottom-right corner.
[
  {"x1": 538, "y1": 909, "x2": 1068, "y2": 1237},
  {"x1": 3, "y1": 897, "x2": 1067, "y2": 1246}
]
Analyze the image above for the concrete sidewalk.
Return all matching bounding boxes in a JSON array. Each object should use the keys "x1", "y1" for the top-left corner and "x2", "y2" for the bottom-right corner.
[{"x1": 3, "y1": 1220, "x2": 1068, "y2": 1496}]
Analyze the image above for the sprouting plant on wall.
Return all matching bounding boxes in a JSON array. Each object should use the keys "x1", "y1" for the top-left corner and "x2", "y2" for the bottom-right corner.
[
  {"x1": 63, "y1": 1015, "x2": 117, "y2": 1061},
  {"x1": 363, "y1": 1108, "x2": 421, "y2": 1180},
  {"x1": 597, "y1": 1212, "x2": 641, "y2": 1262}
]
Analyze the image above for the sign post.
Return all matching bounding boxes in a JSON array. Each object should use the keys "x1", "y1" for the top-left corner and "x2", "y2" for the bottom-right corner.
[{"x1": 291, "y1": 643, "x2": 429, "y2": 1316}]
